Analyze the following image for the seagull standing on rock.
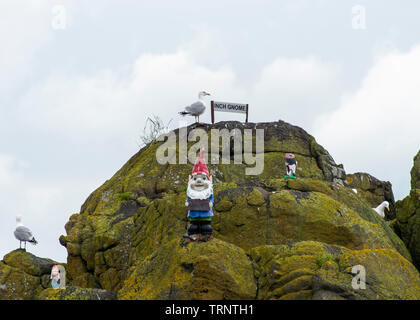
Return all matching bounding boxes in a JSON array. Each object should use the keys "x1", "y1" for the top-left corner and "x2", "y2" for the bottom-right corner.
[
  {"x1": 373, "y1": 201, "x2": 390, "y2": 218},
  {"x1": 179, "y1": 91, "x2": 211, "y2": 123},
  {"x1": 14, "y1": 216, "x2": 38, "y2": 250}
]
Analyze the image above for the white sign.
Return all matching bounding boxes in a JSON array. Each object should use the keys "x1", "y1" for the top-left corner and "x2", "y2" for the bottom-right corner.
[{"x1": 213, "y1": 101, "x2": 247, "y2": 114}]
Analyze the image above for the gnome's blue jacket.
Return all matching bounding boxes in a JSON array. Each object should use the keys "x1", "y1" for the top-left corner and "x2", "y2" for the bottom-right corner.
[{"x1": 187, "y1": 194, "x2": 214, "y2": 218}]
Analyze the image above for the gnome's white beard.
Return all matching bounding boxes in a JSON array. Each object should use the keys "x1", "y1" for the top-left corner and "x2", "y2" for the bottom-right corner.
[
  {"x1": 51, "y1": 268, "x2": 60, "y2": 280},
  {"x1": 187, "y1": 181, "x2": 213, "y2": 200}
]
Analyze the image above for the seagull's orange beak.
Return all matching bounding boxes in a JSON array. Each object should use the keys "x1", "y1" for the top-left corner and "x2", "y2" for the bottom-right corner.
[
  {"x1": 206, "y1": 92, "x2": 211, "y2": 96},
  {"x1": 386, "y1": 207, "x2": 389, "y2": 211}
]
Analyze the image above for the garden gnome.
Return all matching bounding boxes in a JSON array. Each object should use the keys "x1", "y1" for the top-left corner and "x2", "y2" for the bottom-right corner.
[
  {"x1": 50, "y1": 263, "x2": 60, "y2": 288},
  {"x1": 285, "y1": 153, "x2": 297, "y2": 179},
  {"x1": 184, "y1": 149, "x2": 214, "y2": 241}
]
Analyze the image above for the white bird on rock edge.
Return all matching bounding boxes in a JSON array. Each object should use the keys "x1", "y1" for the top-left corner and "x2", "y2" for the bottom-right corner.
[
  {"x1": 373, "y1": 201, "x2": 390, "y2": 218},
  {"x1": 179, "y1": 91, "x2": 211, "y2": 123},
  {"x1": 14, "y1": 216, "x2": 38, "y2": 250}
]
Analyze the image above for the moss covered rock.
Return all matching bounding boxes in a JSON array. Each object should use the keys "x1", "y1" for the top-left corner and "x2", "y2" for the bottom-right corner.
[
  {"x1": 211, "y1": 180, "x2": 410, "y2": 260},
  {"x1": 250, "y1": 241, "x2": 420, "y2": 300},
  {"x1": 118, "y1": 238, "x2": 256, "y2": 300},
  {"x1": 56, "y1": 121, "x2": 417, "y2": 299},
  {"x1": 59, "y1": 121, "x2": 349, "y2": 291},
  {"x1": 38, "y1": 286, "x2": 116, "y2": 300},
  {"x1": 395, "y1": 150, "x2": 420, "y2": 270},
  {"x1": 411, "y1": 150, "x2": 420, "y2": 190},
  {"x1": 346, "y1": 172, "x2": 396, "y2": 219},
  {"x1": 0, "y1": 249, "x2": 61, "y2": 300},
  {"x1": 2, "y1": 121, "x2": 418, "y2": 300}
]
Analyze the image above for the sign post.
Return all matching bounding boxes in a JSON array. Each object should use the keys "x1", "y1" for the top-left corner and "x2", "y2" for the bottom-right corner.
[
  {"x1": 211, "y1": 101, "x2": 249, "y2": 124},
  {"x1": 211, "y1": 101, "x2": 215, "y2": 124},
  {"x1": 246, "y1": 104, "x2": 249, "y2": 123}
]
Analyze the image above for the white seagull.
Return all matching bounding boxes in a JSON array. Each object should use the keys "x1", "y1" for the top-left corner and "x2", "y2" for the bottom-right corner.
[
  {"x1": 179, "y1": 91, "x2": 211, "y2": 123},
  {"x1": 373, "y1": 201, "x2": 390, "y2": 218},
  {"x1": 14, "y1": 216, "x2": 38, "y2": 249}
]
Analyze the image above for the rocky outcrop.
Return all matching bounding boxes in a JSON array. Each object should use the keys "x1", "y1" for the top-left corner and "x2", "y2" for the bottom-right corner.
[
  {"x1": 38, "y1": 287, "x2": 117, "y2": 300},
  {"x1": 0, "y1": 249, "x2": 117, "y2": 300},
  {"x1": 119, "y1": 238, "x2": 420, "y2": 300},
  {"x1": 411, "y1": 150, "x2": 420, "y2": 190},
  {"x1": 58, "y1": 121, "x2": 350, "y2": 291},
  {"x1": 57, "y1": 121, "x2": 417, "y2": 298},
  {"x1": 118, "y1": 238, "x2": 256, "y2": 300},
  {"x1": 3, "y1": 120, "x2": 418, "y2": 300},
  {"x1": 212, "y1": 178, "x2": 408, "y2": 257},
  {"x1": 0, "y1": 249, "x2": 58, "y2": 300},
  {"x1": 251, "y1": 241, "x2": 420, "y2": 300},
  {"x1": 346, "y1": 173, "x2": 396, "y2": 220},
  {"x1": 394, "y1": 150, "x2": 420, "y2": 270}
]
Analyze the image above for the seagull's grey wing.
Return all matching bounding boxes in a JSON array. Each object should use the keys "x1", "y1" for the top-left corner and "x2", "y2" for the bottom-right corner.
[
  {"x1": 185, "y1": 101, "x2": 206, "y2": 115},
  {"x1": 14, "y1": 226, "x2": 34, "y2": 241}
]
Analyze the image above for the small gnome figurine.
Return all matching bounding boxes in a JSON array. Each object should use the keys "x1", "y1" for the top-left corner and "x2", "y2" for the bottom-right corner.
[
  {"x1": 183, "y1": 149, "x2": 214, "y2": 241},
  {"x1": 50, "y1": 263, "x2": 60, "y2": 288},
  {"x1": 285, "y1": 153, "x2": 297, "y2": 179}
]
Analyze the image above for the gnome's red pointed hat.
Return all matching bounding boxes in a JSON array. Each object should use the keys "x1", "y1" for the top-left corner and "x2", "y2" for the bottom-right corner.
[{"x1": 192, "y1": 149, "x2": 209, "y2": 179}]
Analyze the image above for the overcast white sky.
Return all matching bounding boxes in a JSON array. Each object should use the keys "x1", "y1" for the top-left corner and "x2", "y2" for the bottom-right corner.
[{"x1": 1, "y1": 0, "x2": 419, "y2": 262}]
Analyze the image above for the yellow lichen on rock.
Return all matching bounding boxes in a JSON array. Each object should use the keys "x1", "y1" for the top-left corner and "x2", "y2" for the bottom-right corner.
[
  {"x1": 118, "y1": 238, "x2": 256, "y2": 300},
  {"x1": 0, "y1": 249, "x2": 59, "y2": 300},
  {"x1": 37, "y1": 122, "x2": 419, "y2": 300},
  {"x1": 250, "y1": 241, "x2": 420, "y2": 300},
  {"x1": 38, "y1": 287, "x2": 117, "y2": 300}
]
